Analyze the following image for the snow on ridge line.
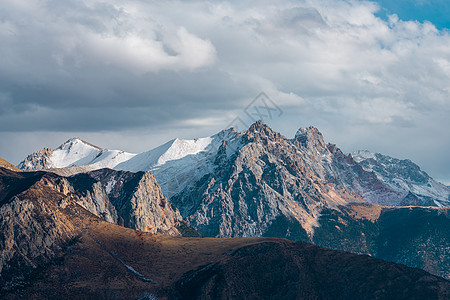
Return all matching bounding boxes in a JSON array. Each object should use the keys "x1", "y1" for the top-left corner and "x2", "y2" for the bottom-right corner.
[
  {"x1": 50, "y1": 138, "x2": 103, "y2": 168},
  {"x1": 37, "y1": 132, "x2": 231, "y2": 172},
  {"x1": 156, "y1": 136, "x2": 213, "y2": 166}
]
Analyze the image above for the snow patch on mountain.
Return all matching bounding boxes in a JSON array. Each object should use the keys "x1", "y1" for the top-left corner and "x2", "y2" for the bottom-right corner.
[
  {"x1": 105, "y1": 177, "x2": 117, "y2": 194},
  {"x1": 118, "y1": 128, "x2": 241, "y2": 198}
]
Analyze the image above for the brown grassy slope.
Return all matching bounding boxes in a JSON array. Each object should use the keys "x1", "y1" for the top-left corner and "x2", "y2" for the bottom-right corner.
[
  {"x1": 6, "y1": 219, "x2": 449, "y2": 300},
  {"x1": 0, "y1": 158, "x2": 21, "y2": 172}
]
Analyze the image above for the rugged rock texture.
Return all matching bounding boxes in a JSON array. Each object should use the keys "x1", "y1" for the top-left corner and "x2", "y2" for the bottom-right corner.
[
  {"x1": 1, "y1": 166, "x2": 185, "y2": 236},
  {"x1": 49, "y1": 168, "x2": 184, "y2": 235},
  {"x1": 0, "y1": 167, "x2": 188, "y2": 283},
  {"x1": 0, "y1": 168, "x2": 90, "y2": 291},
  {"x1": 171, "y1": 121, "x2": 361, "y2": 239},
  {"x1": 0, "y1": 166, "x2": 199, "y2": 294},
  {"x1": 17, "y1": 148, "x2": 54, "y2": 170},
  {"x1": 291, "y1": 127, "x2": 405, "y2": 206},
  {"x1": 169, "y1": 121, "x2": 450, "y2": 279},
  {"x1": 87, "y1": 169, "x2": 183, "y2": 235}
]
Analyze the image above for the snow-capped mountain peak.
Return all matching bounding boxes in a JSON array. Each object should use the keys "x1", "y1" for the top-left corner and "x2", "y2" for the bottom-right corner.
[
  {"x1": 49, "y1": 137, "x2": 103, "y2": 169},
  {"x1": 57, "y1": 137, "x2": 102, "y2": 151}
]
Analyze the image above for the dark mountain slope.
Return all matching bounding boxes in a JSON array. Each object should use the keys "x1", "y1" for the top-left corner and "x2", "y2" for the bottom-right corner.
[{"x1": 4, "y1": 221, "x2": 449, "y2": 300}]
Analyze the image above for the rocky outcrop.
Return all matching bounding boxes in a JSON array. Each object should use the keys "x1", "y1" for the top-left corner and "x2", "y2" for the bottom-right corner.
[
  {"x1": 43, "y1": 168, "x2": 185, "y2": 236},
  {"x1": 172, "y1": 121, "x2": 363, "y2": 239},
  {"x1": 0, "y1": 166, "x2": 190, "y2": 291},
  {"x1": 17, "y1": 148, "x2": 54, "y2": 170},
  {"x1": 87, "y1": 169, "x2": 183, "y2": 235},
  {"x1": 0, "y1": 168, "x2": 88, "y2": 291}
]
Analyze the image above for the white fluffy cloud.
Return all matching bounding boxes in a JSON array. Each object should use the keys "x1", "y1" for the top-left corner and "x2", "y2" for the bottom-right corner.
[{"x1": 0, "y1": 0, "x2": 449, "y2": 181}]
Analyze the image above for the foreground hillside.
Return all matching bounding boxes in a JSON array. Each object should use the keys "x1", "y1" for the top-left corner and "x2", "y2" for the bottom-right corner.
[
  {"x1": 0, "y1": 158, "x2": 21, "y2": 172},
  {"x1": 5, "y1": 221, "x2": 449, "y2": 300}
]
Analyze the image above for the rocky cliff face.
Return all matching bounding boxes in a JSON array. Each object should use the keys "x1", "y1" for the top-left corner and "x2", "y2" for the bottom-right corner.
[
  {"x1": 17, "y1": 148, "x2": 54, "y2": 170},
  {"x1": 87, "y1": 169, "x2": 183, "y2": 235},
  {"x1": 169, "y1": 121, "x2": 450, "y2": 279},
  {"x1": 171, "y1": 121, "x2": 372, "y2": 239},
  {"x1": 172, "y1": 121, "x2": 362, "y2": 240},
  {"x1": 290, "y1": 126, "x2": 405, "y2": 206},
  {"x1": 0, "y1": 168, "x2": 89, "y2": 291},
  {"x1": 0, "y1": 166, "x2": 190, "y2": 291}
]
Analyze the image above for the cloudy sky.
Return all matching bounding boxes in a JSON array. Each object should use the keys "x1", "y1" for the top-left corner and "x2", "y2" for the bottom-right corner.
[{"x1": 1, "y1": 0, "x2": 449, "y2": 184}]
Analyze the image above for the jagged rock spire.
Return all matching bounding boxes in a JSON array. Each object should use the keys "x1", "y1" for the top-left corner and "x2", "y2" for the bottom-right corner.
[{"x1": 294, "y1": 126, "x2": 326, "y2": 149}]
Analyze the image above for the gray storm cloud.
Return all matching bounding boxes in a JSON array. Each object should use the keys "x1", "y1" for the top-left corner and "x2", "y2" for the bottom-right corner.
[{"x1": 0, "y1": 0, "x2": 449, "y2": 183}]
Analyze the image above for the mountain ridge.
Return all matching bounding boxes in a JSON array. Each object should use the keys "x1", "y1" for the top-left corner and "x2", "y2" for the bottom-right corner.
[{"x1": 16, "y1": 122, "x2": 450, "y2": 208}]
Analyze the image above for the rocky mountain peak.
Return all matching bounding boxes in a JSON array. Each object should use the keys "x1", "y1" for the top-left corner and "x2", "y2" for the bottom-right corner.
[
  {"x1": 245, "y1": 120, "x2": 282, "y2": 143},
  {"x1": 17, "y1": 147, "x2": 54, "y2": 170},
  {"x1": 247, "y1": 120, "x2": 271, "y2": 133},
  {"x1": 294, "y1": 126, "x2": 326, "y2": 149}
]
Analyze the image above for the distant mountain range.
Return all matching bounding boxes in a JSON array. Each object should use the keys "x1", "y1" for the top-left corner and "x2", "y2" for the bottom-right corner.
[
  {"x1": 18, "y1": 121, "x2": 450, "y2": 208},
  {"x1": 11, "y1": 121, "x2": 450, "y2": 281}
]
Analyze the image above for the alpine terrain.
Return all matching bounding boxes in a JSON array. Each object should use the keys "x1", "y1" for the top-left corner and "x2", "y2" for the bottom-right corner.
[{"x1": 15, "y1": 121, "x2": 450, "y2": 280}]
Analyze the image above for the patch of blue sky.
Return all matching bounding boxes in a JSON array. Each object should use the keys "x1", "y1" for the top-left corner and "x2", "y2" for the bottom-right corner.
[{"x1": 372, "y1": 0, "x2": 450, "y2": 30}]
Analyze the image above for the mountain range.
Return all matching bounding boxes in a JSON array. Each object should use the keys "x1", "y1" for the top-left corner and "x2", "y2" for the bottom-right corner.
[
  {"x1": 2, "y1": 120, "x2": 450, "y2": 298},
  {"x1": 18, "y1": 122, "x2": 450, "y2": 208}
]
